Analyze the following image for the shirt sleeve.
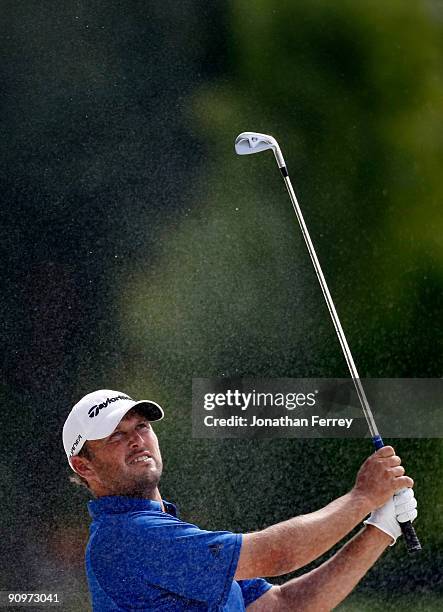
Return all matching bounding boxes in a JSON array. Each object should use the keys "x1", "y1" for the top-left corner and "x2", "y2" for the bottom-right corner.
[
  {"x1": 125, "y1": 514, "x2": 242, "y2": 608},
  {"x1": 238, "y1": 578, "x2": 273, "y2": 607}
]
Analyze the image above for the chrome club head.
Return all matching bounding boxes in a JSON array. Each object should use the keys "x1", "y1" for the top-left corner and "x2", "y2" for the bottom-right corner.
[{"x1": 234, "y1": 132, "x2": 286, "y2": 168}]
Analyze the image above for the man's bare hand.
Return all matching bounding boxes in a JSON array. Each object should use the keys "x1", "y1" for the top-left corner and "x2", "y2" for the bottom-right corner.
[{"x1": 353, "y1": 446, "x2": 414, "y2": 510}]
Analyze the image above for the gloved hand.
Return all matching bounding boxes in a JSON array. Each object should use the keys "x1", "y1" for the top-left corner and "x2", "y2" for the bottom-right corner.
[{"x1": 363, "y1": 488, "x2": 418, "y2": 545}]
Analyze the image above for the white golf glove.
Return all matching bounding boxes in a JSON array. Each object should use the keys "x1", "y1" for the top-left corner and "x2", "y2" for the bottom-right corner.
[{"x1": 363, "y1": 488, "x2": 418, "y2": 545}]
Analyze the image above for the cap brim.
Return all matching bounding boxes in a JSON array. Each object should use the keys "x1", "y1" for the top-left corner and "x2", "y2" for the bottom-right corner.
[{"x1": 131, "y1": 400, "x2": 164, "y2": 422}]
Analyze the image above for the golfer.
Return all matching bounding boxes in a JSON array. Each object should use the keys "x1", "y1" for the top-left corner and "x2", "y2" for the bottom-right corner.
[{"x1": 63, "y1": 389, "x2": 417, "y2": 611}]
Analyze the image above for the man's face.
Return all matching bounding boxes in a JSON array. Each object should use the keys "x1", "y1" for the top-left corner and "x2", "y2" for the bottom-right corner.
[{"x1": 81, "y1": 409, "x2": 163, "y2": 497}]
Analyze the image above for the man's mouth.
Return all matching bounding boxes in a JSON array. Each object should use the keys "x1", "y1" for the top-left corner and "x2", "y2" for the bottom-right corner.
[{"x1": 128, "y1": 452, "x2": 154, "y2": 465}]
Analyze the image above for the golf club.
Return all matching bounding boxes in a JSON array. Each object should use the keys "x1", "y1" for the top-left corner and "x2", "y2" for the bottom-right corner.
[{"x1": 234, "y1": 131, "x2": 421, "y2": 553}]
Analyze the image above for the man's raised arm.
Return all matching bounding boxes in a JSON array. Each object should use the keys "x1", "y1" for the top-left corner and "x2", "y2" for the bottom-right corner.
[{"x1": 234, "y1": 446, "x2": 413, "y2": 579}]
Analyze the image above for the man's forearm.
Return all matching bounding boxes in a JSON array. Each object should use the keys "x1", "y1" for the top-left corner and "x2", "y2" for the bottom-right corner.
[
  {"x1": 236, "y1": 447, "x2": 411, "y2": 580},
  {"x1": 263, "y1": 490, "x2": 371, "y2": 575},
  {"x1": 279, "y1": 525, "x2": 390, "y2": 611},
  {"x1": 236, "y1": 490, "x2": 372, "y2": 578}
]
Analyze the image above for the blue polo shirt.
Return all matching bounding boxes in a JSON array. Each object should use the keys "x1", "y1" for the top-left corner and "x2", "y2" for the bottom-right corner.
[{"x1": 86, "y1": 496, "x2": 272, "y2": 610}]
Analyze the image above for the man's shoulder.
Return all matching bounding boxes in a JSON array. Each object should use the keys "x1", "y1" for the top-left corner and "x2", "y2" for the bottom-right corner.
[
  {"x1": 86, "y1": 509, "x2": 183, "y2": 573},
  {"x1": 88, "y1": 506, "x2": 200, "y2": 547}
]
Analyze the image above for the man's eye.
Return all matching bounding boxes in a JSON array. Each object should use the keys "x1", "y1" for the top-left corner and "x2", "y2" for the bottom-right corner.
[
  {"x1": 137, "y1": 422, "x2": 149, "y2": 430},
  {"x1": 109, "y1": 432, "x2": 124, "y2": 441}
]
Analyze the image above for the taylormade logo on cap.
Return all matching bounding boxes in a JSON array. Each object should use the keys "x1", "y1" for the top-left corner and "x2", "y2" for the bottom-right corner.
[
  {"x1": 69, "y1": 434, "x2": 83, "y2": 458},
  {"x1": 88, "y1": 394, "x2": 133, "y2": 418},
  {"x1": 62, "y1": 389, "x2": 165, "y2": 469}
]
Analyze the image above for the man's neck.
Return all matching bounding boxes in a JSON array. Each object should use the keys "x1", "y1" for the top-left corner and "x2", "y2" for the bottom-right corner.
[
  {"x1": 94, "y1": 486, "x2": 163, "y2": 505},
  {"x1": 150, "y1": 487, "x2": 164, "y2": 510},
  {"x1": 127, "y1": 487, "x2": 165, "y2": 511}
]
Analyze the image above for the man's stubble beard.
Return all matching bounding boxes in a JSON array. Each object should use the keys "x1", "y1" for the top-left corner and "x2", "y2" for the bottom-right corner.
[{"x1": 98, "y1": 457, "x2": 163, "y2": 498}]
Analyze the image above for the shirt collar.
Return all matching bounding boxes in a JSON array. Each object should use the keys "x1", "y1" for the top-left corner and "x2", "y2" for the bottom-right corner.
[{"x1": 88, "y1": 496, "x2": 178, "y2": 519}]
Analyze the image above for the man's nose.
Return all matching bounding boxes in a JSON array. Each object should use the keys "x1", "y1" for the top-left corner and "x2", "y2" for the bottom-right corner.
[{"x1": 128, "y1": 429, "x2": 145, "y2": 447}]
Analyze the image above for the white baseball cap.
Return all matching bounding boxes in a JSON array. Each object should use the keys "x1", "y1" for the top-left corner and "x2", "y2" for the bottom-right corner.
[{"x1": 63, "y1": 389, "x2": 164, "y2": 468}]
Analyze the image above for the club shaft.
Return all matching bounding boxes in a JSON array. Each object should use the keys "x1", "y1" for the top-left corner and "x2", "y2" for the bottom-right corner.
[
  {"x1": 282, "y1": 173, "x2": 380, "y2": 438},
  {"x1": 237, "y1": 133, "x2": 420, "y2": 551}
]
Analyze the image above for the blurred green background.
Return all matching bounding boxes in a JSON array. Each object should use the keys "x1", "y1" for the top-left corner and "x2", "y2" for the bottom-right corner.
[{"x1": 1, "y1": 1, "x2": 442, "y2": 610}]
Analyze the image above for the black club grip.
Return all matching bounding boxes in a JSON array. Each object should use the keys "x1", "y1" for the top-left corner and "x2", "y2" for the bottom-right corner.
[
  {"x1": 400, "y1": 520, "x2": 422, "y2": 553},
  {"x1": 372, "y1": 435, "x2": 421, "y2": 553}
]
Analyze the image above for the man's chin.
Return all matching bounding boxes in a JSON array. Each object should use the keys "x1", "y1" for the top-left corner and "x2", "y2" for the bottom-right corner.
[{"x1": 117, "y1": 471, "x2": 162, "y2": 497}]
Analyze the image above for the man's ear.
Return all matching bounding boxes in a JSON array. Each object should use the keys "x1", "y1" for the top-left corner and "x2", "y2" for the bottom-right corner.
[{"x1": 71, "y1": 455, "x2": 95, "y2": 479}]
